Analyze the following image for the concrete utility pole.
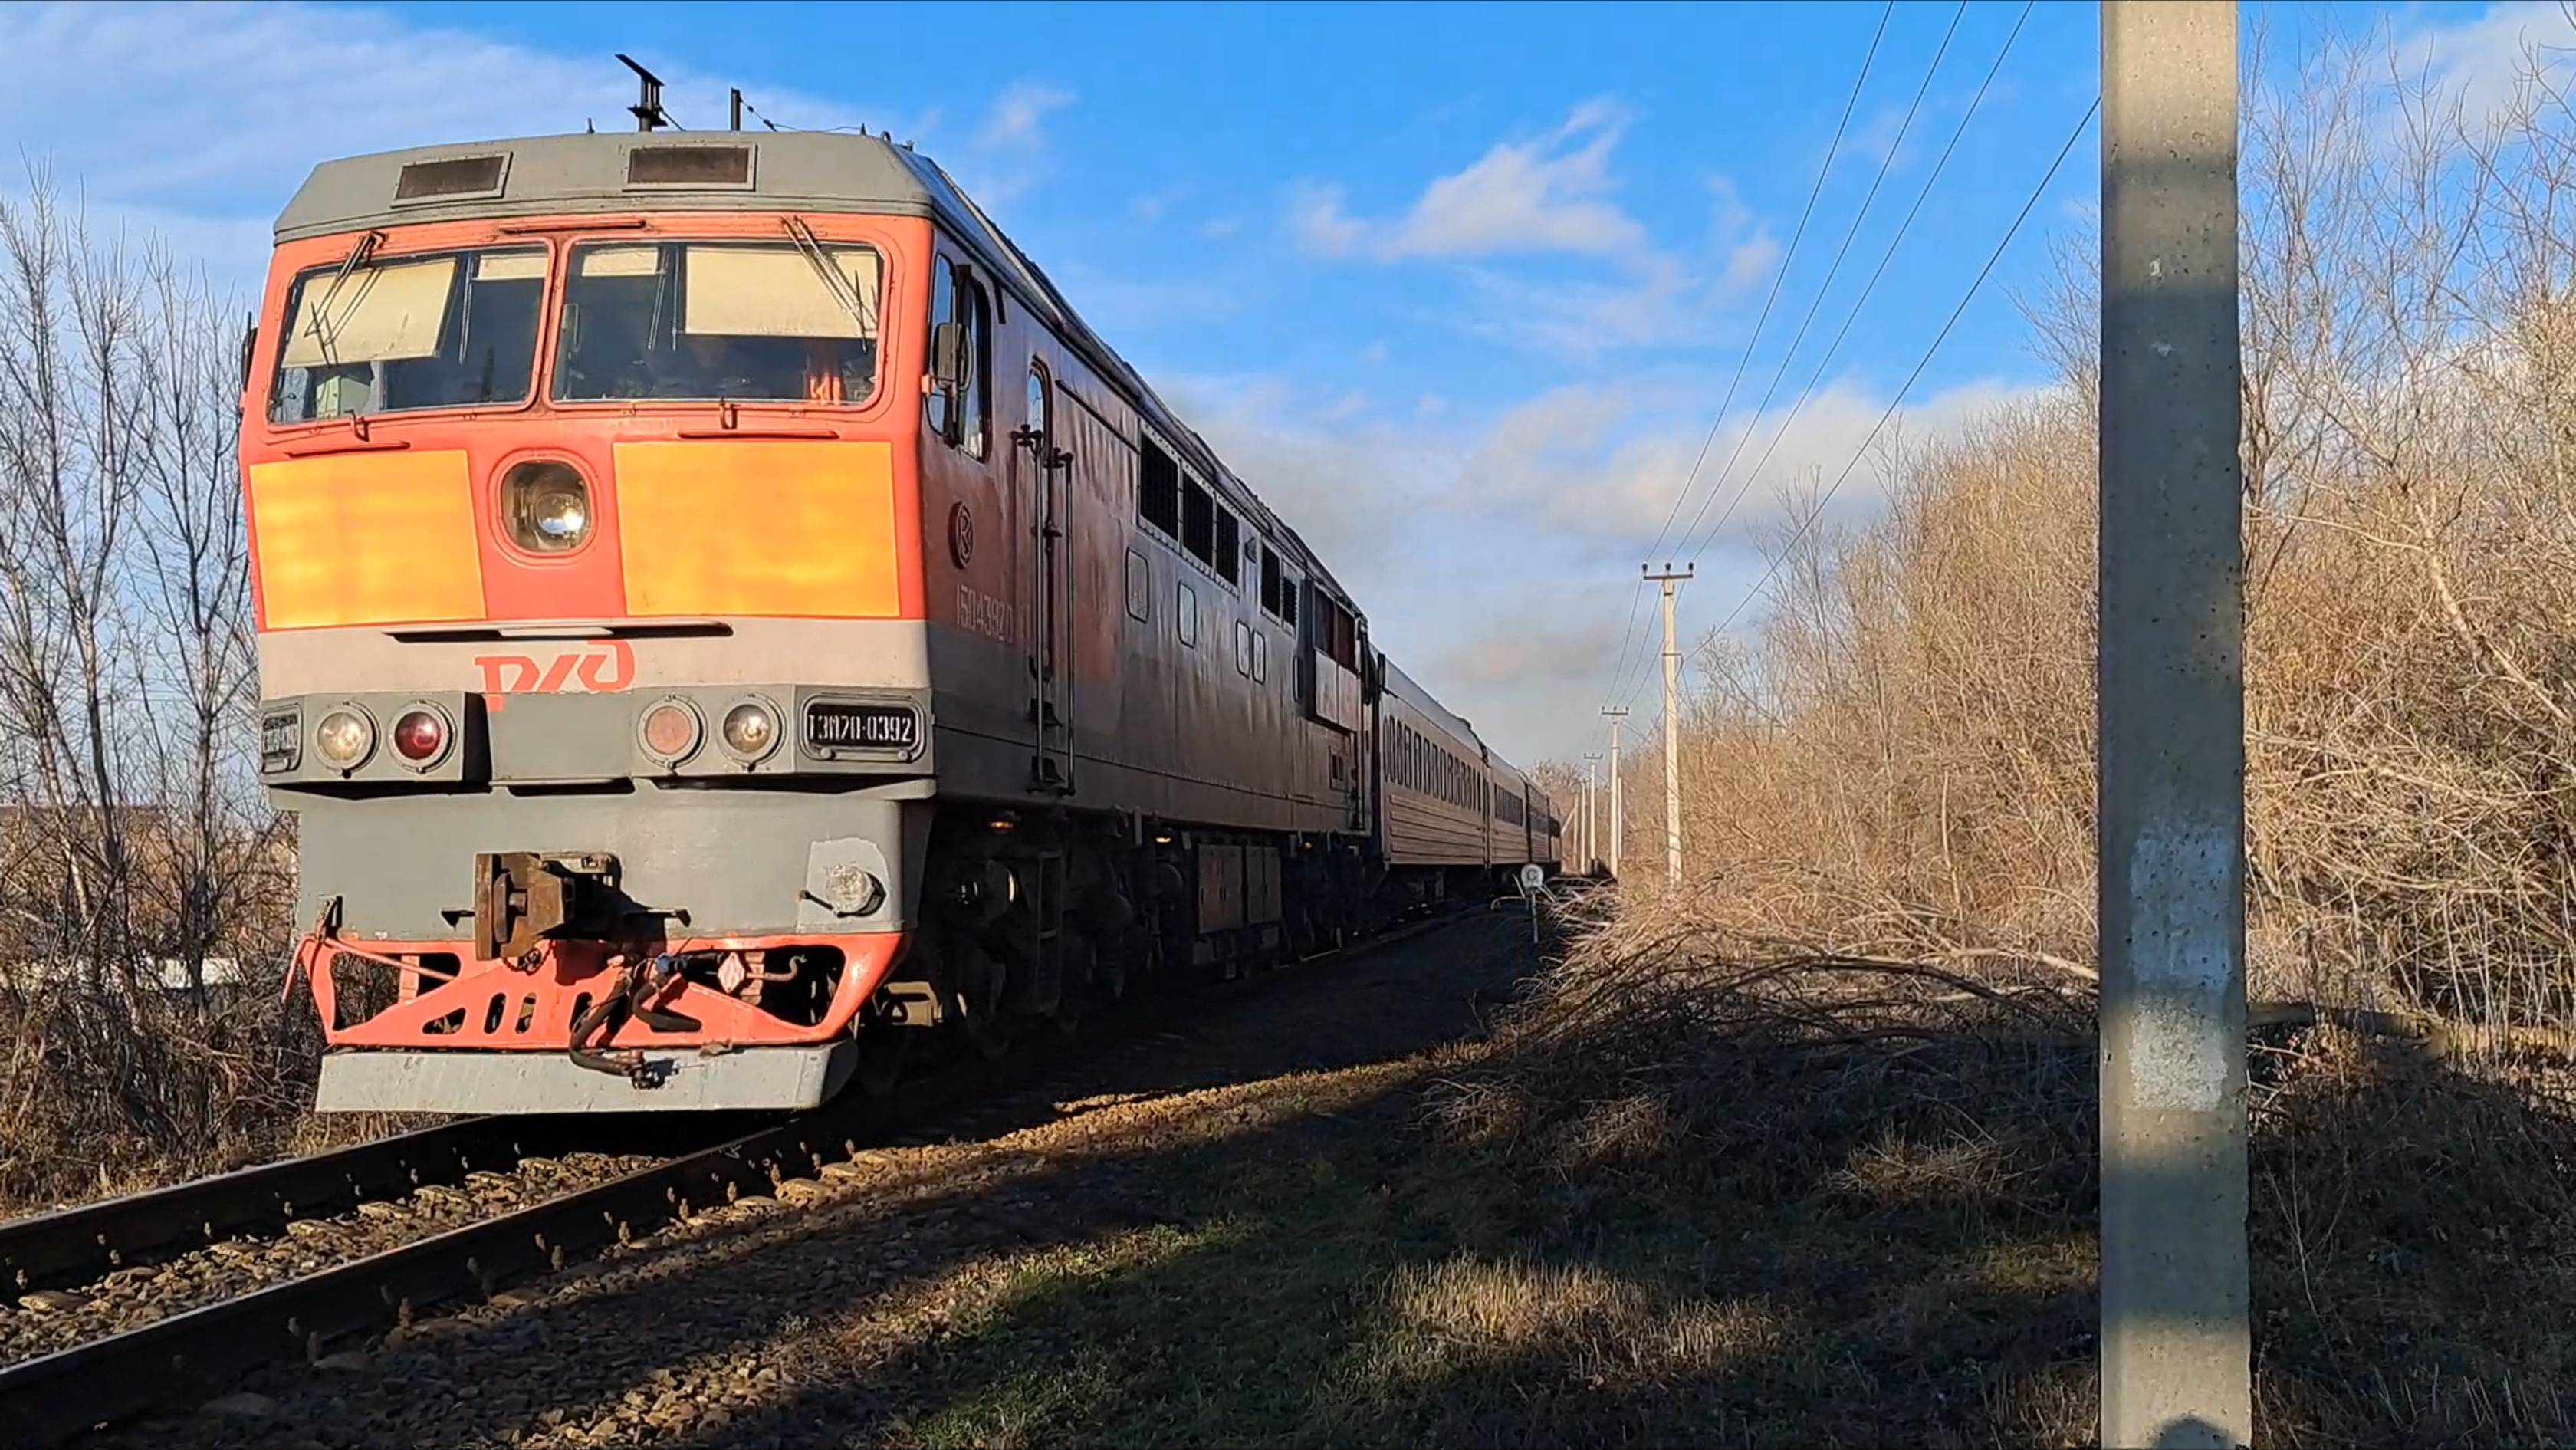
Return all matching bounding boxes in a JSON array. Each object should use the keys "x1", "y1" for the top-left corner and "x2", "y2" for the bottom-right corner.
[
  {"x1": 1601, "y1": 706, "x2": 1627, "y2": 879},
  {"x1": 2098, "y1": 5, "x2": 2248, "y2": 1448},
  {"x1": 1582, "y1": 752, "x2": 1603, "y2": 873},
  {"x1": 1643, "y1": 567, "x2": 1693, "y2": 886}
]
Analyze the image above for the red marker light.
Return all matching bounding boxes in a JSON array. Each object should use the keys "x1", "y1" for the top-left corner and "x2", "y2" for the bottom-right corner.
[
  {"x1": 640, "y1": 699, "x2": 702, "y2": 764},
  {"x1": 391, "y1": 709, "x2": 449, "y2": 764}
]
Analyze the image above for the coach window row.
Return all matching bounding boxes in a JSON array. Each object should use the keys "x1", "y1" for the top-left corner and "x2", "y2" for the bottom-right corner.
[
  {"x1": 1497, "y1": 791, "x2": 1526, "y2": 827},
  {"x1": 1388, "y1": 720, "x2": 1480, "y2": 810}
]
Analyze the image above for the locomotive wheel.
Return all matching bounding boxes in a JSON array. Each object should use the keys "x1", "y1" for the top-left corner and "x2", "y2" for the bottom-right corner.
[
  {"x1": 1092, "y1": 935, "x2": 1132, "y2": 1005},
  {"x1": 962, "y1": 998, "x2": 1014, "y2": 1061},
  {"x1": 855, "y1": 1016, "x2": 909, "y2": 1098},
  {"x1": 1044, "y1": 995, "x2": 1083, "y2": 1044}
]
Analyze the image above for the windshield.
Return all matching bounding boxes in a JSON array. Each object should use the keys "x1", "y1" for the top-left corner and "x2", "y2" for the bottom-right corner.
[
  {"x1": 554, "y1": 240, "x2": 882, "y2": 404},
  {"x1": 269, "y1": 246, "x2": 544, "y2": 423}
]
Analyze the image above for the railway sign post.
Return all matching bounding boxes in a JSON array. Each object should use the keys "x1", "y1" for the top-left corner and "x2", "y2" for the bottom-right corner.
[
  {"x1": 2098, "y1": 3, "x2": 2249, "y2": 1447},
  {"x1": 1516, "y1": 863, "x2": 1545, "y2": 942}
]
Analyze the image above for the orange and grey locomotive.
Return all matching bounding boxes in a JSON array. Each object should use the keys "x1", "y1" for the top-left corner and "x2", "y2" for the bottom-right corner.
[{"x1": 248, "y1": 130, "x2": 1556, "y2": 1114}]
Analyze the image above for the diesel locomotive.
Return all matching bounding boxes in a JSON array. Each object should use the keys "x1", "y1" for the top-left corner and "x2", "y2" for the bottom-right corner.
[{"x1": 247, "y1": 130, "x2": 1559, "y2": 1114}]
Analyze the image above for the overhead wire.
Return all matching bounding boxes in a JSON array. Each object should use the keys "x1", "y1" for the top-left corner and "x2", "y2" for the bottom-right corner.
[
  {"x1": 1673, "y1": 0, "x2": 2035, "y2": 567},
  {"x1": 1598, "y1": 0, "x2": 1896, "y2": 715},
  {"x1": 1667, "y1": 0, "x2": 1969, "y2": 558},
  {"x1": 1627, "y1": 90, "x2": 2101, "y2": 710}
]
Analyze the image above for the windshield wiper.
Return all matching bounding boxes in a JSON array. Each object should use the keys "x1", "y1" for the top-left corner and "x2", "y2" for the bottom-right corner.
[
  {"x1": 301, "y1": 229, "x2": 384, "y2": 367},
  {"x1": 782, "y1": 216, "x2": 876, "y2": 336}
]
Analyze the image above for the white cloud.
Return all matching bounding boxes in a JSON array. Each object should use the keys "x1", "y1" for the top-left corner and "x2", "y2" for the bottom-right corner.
[
  {"x1": 2401, "y1": 0, "x2": 2575, "y2": 134},
  {"x1": 1457, "y1": 373, "x2": 2052, "y2": 548},
  {"x1": 0, "y1": 2, "x2": 1089, "y2": 298},
  {"x1": 0, "y1": 3, "x2": 871, "y2": 205},
  {"x1": 1288, "y1": 181, "x2": 1369, "y2": 256},
  {"x1": 1720, "y1": 232, "x2": 1783, "y2": 297},
  {"x1": 1444, "y1": 611, "x2": 1626, "y2": 691},
  {"x1": 1158, "y1": 372, "x2": 1454, "y2": 582},
  {"x1": 1705, "y1": 176, "x2": 1779, "y2": 298},
  {"x1": 1454, "y1": 255, "x2": 1710, "y2": 354},
  {"x1": 0, "y1": 1, "x2": 899, "y2": 298},
  {"x1": 976, "y1": 81, "x2": 1073, "y2": 152},
  {"x1": 1289, "y1": 100, "x2": 1649, "y2": 261},
  {"x1": 957, "y1": 81, "x2": 1075, "y2": 205}
]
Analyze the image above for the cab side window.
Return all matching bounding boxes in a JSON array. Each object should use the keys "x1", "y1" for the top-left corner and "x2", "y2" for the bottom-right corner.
[{"x1": 925, "y1": 255, "x2": 991, "y2": 458}]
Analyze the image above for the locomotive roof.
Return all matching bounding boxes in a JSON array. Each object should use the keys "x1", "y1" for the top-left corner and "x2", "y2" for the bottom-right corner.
[{"x1": 274, "y1": 130, "x2": 1355, "y2": 609}]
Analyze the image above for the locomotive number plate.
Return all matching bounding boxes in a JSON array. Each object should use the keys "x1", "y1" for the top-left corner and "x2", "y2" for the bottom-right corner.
[
  {"x1": 261, "y1": 708, "x2": 302, "y2": 773},
  {"x1": 803, "y1": 700, "x2": 920, "y2": 758}
]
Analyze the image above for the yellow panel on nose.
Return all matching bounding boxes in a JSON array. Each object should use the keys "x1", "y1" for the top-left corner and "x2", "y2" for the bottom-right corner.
[
  {"x1": 613, "y1": 441, "x2": 900, "y2": 618},
  {"x1": 249, "y1": 449, "x2": 486, "y2": 629}
]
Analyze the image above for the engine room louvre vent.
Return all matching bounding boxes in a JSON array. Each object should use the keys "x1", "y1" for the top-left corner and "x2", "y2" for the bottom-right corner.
[
  {"x1": 393, "y1": 154, "x2": 509, "y2": 202},
  {"x1": 627, "y1": 145, "x2": 755, "y2": 188}
]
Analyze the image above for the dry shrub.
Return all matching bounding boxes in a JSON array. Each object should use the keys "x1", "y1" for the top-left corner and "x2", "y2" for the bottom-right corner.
[
  {"x1": 0, "y1": 177, "x2": 321, "y2": 1213},
  {"x1": 1600, "y1": 30, "x2": 2576, "y2": 1039}
]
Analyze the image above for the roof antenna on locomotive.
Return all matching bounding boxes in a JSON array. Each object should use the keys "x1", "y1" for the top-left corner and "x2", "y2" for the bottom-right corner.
[{"x1": 616, "y1": 53, "x2": 671, "y2": 133}]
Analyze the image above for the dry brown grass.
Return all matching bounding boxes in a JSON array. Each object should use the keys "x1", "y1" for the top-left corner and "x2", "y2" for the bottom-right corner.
[
  {"x1": 1368, "y1": 1254, "x2": 1786, "y2": 1389},
  {"x1": 1451, "y1": 898, "x2": 2576, "y2": 1444}
]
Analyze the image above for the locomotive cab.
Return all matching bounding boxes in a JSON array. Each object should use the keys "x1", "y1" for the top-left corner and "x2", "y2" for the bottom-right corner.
[{"x1": 249, "y1": 136, "x2": 952, "y2": 1111}]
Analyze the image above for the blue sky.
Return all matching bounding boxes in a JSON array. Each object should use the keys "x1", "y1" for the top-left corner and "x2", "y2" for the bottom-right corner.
[{"x1": 0, "y1": 0, "x2": 2559, "y2": 767}]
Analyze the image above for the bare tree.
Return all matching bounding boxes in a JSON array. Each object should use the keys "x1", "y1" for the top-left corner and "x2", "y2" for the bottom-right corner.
[{"x1": 0, "y1": 173, "x2": 299, "y2": 1208}]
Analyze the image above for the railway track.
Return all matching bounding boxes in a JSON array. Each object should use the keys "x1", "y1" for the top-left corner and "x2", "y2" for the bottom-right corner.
[
  {"x1": 3, "y1": 1115, "x2": 587, "y2": 1297},
  {"x1": 0, "y1": 906, "x2": 1486, "y2": 1446}
]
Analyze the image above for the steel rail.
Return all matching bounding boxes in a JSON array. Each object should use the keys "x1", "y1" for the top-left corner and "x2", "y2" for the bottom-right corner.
[
  {"x1": 0, "y1": 1116, "x2": 553, "y2": 1295},
  {"x1": 0, "y1": 1106, "x2": 857, "y2": 1446}
]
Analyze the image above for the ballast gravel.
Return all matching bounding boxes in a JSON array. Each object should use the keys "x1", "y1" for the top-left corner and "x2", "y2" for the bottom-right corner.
[
  {"x1": 0, "y1": 1151, "x2": 664, "y2": 1372},
  {"x1": 77, "y1": 912, "x2": 1534, "y2": 1450}
]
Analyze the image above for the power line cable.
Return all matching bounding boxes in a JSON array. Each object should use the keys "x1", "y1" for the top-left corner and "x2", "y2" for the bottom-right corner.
[
  {"x1": 1601, "y1": 0, "x2": 1895, "y2": 711},
  {"x1": 1675, "y1": 0, "x2": 2036, "y2": 567},
  {"x1": 1625, "y1": 92, "x2": 2099, "y2": 709},
  {"x1": 1668, "y1": 0, "x2": 1970, "y2": 557}
]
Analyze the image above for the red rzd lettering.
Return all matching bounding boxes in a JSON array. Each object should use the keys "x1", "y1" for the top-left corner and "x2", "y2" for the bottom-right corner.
[{"x1": 472, "y1": 641, "x2": 638, "y2": 711}]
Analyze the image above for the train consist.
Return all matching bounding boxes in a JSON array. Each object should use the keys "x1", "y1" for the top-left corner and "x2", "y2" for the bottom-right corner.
[{"x1": 246, "y1": 129, "x2": 1558, "y2": 1114}]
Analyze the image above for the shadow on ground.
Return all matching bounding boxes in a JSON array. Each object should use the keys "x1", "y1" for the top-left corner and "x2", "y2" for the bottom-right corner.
[{"x1": 129, "y1": 912, "x2": 2576, "y2": 1448}]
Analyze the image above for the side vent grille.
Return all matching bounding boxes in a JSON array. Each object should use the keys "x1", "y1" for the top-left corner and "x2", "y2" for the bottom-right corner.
[
  {"x1": 393, "y1": 154, "x2": 509, "y2": 203},
  {"x1": 626, "y1": 146, "x2": 754, "y2": 189}
]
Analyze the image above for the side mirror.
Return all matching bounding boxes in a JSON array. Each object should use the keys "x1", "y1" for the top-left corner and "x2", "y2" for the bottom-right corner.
[
  {"x1": 930, "y1": 321, "x2": 967, "y2": 389},
  {"x1": 238, "y1": 314, "x2": 258, "y2": 392}
]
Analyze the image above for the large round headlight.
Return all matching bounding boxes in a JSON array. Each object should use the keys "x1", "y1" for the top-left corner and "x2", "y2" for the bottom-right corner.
[
  {"x1": 314, "y1": 706, "x2": 375, "y2": 771},
  {"x1": 501, "y1": 460, "x2": 592, "y2": 554},
  {"x1": 720, "y1": 699, "x2": 780, "y2": 763}
]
